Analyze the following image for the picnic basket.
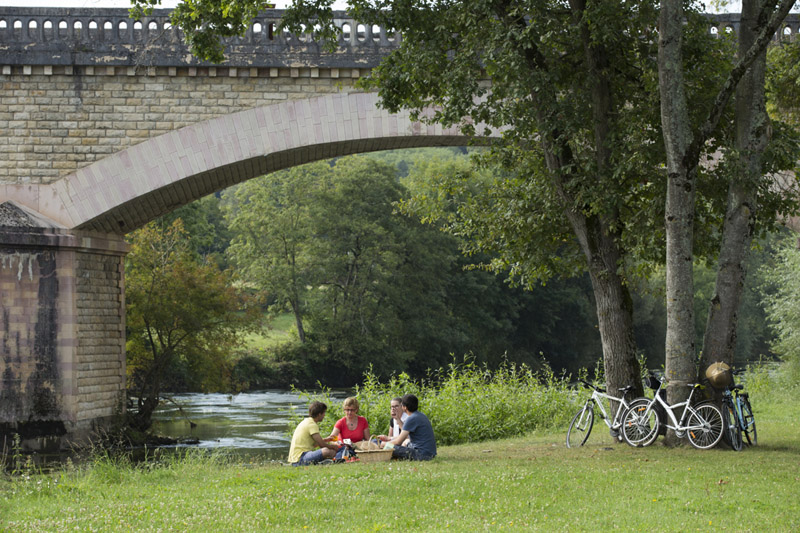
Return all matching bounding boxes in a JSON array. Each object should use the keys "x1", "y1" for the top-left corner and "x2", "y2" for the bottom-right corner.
[{"x1": 355, "y1": 449, "x2": 394, "y2": 463}]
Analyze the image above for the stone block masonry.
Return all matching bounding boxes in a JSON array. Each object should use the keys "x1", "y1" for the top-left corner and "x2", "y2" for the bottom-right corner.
[
  {"x1": 0, "y1": 68, "x2": 362, "y2": 186},
  {"x1": 0, "y1": 7, "x2": 391, "y2": 188},
  {"x1": 0, "y1": 202, "x2": 127, "y2": 450}
]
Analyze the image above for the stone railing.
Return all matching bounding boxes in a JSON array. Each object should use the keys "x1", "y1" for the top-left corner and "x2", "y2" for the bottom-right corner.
[
  {"x1": 1, "y1": 8, "x2": 798, "y2": 69},
  {"x1": 0, "y1": 8, "x2": 400, "y2": 69},
  {"x1": 710, "y1": 12, "x2": 800, "y2": 39}
]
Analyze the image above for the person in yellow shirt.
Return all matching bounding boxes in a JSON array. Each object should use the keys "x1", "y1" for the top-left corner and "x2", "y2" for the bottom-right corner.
[{"x1": 288, "y1": 401, "x2": 339, "y2": 465}]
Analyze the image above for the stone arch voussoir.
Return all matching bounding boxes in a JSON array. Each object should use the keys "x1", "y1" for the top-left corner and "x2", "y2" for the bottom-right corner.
[{"x1": 33, "y1": 92, "x2": 491, "y2": 234}]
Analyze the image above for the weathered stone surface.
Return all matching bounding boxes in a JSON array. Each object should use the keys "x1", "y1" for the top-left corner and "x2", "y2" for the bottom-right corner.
[{"x1": 0, "y1": 225, "x2": 126, "y2": 448}]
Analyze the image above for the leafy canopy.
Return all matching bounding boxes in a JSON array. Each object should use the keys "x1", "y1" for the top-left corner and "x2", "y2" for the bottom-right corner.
[{"x1": 126, "y1": 219, "x2": 256, "y2": 427}]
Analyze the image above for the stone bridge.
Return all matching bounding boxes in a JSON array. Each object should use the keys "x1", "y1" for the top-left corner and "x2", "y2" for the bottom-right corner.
[
  {"x1": 0, "y1": 7, "x2": 484, "y2": 449},
  {"x1": 0, "y1": 7, "x2": 796, "y2": 449}
]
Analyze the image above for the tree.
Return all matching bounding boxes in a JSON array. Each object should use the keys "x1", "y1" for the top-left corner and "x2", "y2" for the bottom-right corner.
[
  {"x1": 126, "y1": 220, "x2": 254, "y2": 431},
  {"x1": 130, "y1": 0, "x2": 799, "y2": 404},
  {"x1": 159, "y1": 194, "x2": 234, "y2": 267},
  {"x1": 301, "y1": 156, "x2": 481, "y2": 382},
  {"x1": 658, "y1": 0, "x2": 798, "y2": 409},
  {"x1": 760, "y1": 235, "x2": 800, "y2": 382},
  {"x1": 224, "y1": 163, "x2": 332, "y2": 343}
]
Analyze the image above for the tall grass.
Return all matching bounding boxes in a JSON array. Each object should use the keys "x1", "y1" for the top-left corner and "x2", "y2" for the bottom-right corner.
[{"x1": 291, "y1": 360, "x2": 579, "y2": 445}]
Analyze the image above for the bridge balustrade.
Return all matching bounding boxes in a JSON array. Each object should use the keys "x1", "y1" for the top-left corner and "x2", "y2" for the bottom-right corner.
[{"x1": 0, "y1": 8, "x2": 401, "y2": 69}]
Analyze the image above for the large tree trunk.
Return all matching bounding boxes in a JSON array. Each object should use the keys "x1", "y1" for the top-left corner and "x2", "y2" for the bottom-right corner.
[
  {"x1": 658, "y1": 1, "x2": 791, "y2": 441},
  {"x1": 702, "y1": 0, "x2": 769, "y2": 375},
  {"x1": 568, "y1": 0, "x2": 641, "y2": 398},
  {"x1": 659, "y1": 0, "x2": 697, "y2": 417},
  {"x1": 576, "y1": 217, "x2": 642, "y2": 398}
]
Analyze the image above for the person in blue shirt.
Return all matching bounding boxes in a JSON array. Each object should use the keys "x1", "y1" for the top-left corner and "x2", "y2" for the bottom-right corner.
[{"x1": 383, "y1": 394, "x2": 436, "y2": 461}]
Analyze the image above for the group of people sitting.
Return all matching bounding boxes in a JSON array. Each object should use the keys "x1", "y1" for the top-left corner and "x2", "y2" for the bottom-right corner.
[{"x1": 287, "y1": 394, "x2": 437, "y2": 465}]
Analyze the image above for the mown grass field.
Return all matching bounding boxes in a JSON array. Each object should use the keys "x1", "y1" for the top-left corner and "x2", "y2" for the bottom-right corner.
[
  {"x1": 241, "y1": 312, "x2": 296, "y2": 351},
  {"x1": 2, "y1": 390, "x2": 796, "y2": 532}
]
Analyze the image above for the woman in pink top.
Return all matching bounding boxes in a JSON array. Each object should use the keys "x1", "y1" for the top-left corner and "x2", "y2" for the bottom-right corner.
[{"x1": 328, "y1": 397, "x2": 370, "y2": 443}]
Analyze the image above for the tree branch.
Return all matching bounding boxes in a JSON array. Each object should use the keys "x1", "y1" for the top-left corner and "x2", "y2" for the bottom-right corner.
[{"x1": 689, "y1": 0, "x2": 796, "y2": 165}]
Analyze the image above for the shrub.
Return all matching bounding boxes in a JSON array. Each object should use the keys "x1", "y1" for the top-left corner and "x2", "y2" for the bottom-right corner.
[{"x1": 287, "y1": 360, "x2": 578, "y2": 446}]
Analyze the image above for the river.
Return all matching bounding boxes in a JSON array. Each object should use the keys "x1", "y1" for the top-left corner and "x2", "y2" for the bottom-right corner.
[{"x1": 150, "y1": 389, "x2": 312, "y2": 461}]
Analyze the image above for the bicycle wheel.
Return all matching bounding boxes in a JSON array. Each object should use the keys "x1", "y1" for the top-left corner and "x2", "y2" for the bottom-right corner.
[
  {"x1": 740, "y1": 397, "x2": 757, "y2": 446},
  {"x1": 566, "y1": 403, "x2": 594, "y2": 448},
  {"x1": 621, "y1": 399, "x2": 660, "y2": 447},
  {"x1": 686, "y1": 402, "x2": 723, "y2": 449},
  {"x1": 723, "y1": 401, "x2": 743, "y2": 451}
]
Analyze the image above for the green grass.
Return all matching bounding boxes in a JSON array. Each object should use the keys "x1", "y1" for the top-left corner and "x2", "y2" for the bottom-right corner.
[
  {"x1": 2, "y1": 391, "x2": 797, "y2": 532},
  {"x1": 241, "y1": 312, "x2": 297, "y2": 350}
]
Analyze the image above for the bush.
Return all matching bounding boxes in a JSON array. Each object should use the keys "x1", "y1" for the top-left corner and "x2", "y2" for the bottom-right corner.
[
  {"x1": 288, "y1": 360, "x2": 578, "y2": 446},
  {"x1": 231, "y1": 344, "x2": 316, "y2": 391}
]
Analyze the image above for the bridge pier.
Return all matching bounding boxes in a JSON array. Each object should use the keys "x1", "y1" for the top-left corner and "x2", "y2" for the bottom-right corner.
[{"x1": 1, "y1": 201, "x2": 127, "y2": 452}]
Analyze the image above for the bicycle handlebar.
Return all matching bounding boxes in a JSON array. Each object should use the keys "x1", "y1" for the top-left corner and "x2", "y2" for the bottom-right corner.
[{"x1": 579, "y1": 379, "x2": 606, "y2": 393}]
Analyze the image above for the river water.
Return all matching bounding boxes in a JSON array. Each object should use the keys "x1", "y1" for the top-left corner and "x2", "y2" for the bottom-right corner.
[{"x1": 150, "y1": 389, "x2": 310, "y2": 461}]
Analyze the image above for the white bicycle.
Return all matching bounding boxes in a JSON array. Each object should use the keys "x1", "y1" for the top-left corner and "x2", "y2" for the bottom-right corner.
[
  {"x1": 621, "y1": 374, "x2": 723, "y2": 449},
  {"x1": 566, "y1": 379, "x2": 636, "y2": 448}
]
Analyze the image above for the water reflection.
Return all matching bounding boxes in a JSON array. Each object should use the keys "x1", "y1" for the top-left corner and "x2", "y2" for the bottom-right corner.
[{"x1": 150, "y1": 390, "x2": 306, "y2": 460}]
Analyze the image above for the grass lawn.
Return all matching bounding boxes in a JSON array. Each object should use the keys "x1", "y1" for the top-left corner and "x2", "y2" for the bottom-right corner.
[
  {"x1": 2, "y1": 390, "x2": 796, "y2": 532},
  {"x1": 241, "y1": 312, "x2": 297, "y2": 350}
]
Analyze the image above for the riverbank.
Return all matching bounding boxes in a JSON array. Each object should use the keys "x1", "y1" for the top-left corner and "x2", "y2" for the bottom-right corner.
[{"x1": 2, "y1": 390, "x2": 797, "y2": 532}]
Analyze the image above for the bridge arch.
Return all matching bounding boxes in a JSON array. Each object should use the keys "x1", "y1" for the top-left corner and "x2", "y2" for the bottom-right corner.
[
  {"x1": 0, "y1": 91, "x2": 491, "y2": 448},
  {"x1": 13, "y1": 92, "x2": 485, "y2": 234}
]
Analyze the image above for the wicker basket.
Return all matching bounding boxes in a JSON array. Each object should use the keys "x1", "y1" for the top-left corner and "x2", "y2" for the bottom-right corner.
[
  {"x1": 706, "y1": 361, "x2": 732, "y2": 389},
  {"x1": 355, "y1": 449, "x2": 394, "y2": 463}
]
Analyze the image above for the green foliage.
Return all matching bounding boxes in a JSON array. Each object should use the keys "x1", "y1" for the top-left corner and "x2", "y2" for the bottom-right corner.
[
  {"x1": 289, "y1": 360, "x2": 577, "y2": 446},
  {"x1": 130, "y1": 0, "x2": 274, "y2": 63},
  {"x1": 125, "y1": 220, "x2": 257, "y2": 429},
  {"x1": 224, "y1": 153, "x2": 616, "y2": 384},
  {"x1": 224, "y1": 163, "x2": 332, "y2": 343},
  {"x1": 767, "y1": 38, "x2": 800, "y2": 125},
  {"x1": 759, "y1": 236, "x2": 800, "y2": 383},
  {"x1": 156, "y1": 194, "x2": 234, "y2": 268}
]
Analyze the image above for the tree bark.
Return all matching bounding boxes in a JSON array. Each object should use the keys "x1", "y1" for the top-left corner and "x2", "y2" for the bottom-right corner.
[
  {"x1": 563, "y1": 1, "x2": 642, "y2": 397},
  {"x1": 658, "y1": 1, "x2": 791, "y2": 434},
  {"x1": 702, "y1": 0, "x2": 769, "y2": 374},
  {"x1": 572, "y1": 214, "x2": 642, "y2": 399},
  {"x1": 659, "y1": 0, "x2": 697, "y2": 414}
]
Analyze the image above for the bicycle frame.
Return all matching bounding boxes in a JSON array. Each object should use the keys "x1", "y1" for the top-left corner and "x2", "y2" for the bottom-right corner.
[
  {"x1": 567, "y1": 380, "x2": 635, "y2": 448},
  {"x1": 726, "y1": 369, "x2": 756, "y2": 444},
  {"x1": 723, "y1": 388, "x2": 743, "y2": 428},
  {"x1": 642, "y1": 381, "x2": 704, "y2": 435},
  {"x1": 587, "y1": 388, "x2": 630, "y2": 431}
]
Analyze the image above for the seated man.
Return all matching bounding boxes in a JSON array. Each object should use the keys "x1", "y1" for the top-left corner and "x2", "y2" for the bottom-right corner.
[
  {"x1": 383, "y1": 394, "x2": 436, "y2": 461},
  {"x1": 288, "y1": 400, "x2": 339, "y2": 466}
]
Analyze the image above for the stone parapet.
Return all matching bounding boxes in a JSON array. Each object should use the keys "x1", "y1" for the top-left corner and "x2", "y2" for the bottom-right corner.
[{"x1": 0, "y1": 8, "x2": 398, "y2": 70}]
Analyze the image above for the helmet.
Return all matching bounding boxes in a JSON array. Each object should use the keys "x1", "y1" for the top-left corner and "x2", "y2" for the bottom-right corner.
[{"x1": 705, "y1": 362, "x2": 732, "y2": 389}]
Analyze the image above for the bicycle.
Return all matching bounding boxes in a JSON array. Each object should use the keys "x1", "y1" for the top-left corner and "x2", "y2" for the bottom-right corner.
[
  {"x1": 722, "y1": 369, "x2": 757, "y2": 451},
  {"x1": 566, "y1": 379, "x2": 636, "y2": 448},
  {"x1": 621, "y1": 374, "x2": 724, "y2": 449}
]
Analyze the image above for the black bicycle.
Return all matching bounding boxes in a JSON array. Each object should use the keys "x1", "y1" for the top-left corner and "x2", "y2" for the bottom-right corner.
[{"x1": 721, "y1": 369, "x2": 757, "y2": 450}]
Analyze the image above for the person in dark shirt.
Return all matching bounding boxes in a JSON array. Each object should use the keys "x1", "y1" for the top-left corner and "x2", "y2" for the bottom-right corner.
[{"x1": 383, "y1": 394, "x2": 436, "y2": 461}]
